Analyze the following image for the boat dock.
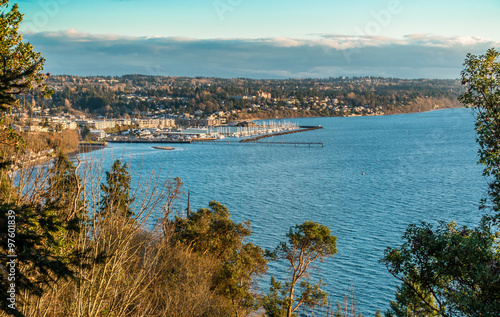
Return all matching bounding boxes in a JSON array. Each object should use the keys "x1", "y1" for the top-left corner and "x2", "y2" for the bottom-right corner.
[{"x1": 191, "y1": 140, "x2": 324, "y2": 147}]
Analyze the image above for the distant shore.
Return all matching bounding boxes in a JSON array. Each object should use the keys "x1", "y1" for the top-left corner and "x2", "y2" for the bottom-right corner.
[{"x1": 230, "y1": 104, "x2": 463, "y2": 122}]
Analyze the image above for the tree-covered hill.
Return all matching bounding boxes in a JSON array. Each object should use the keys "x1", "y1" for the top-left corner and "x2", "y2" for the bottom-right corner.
[{"x1": 27, "y1": 75, "x2": 463, "y2": 119}]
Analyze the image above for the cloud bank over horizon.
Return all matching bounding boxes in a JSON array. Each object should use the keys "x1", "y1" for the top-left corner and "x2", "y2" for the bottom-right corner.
[{"x1": 25, "y1": 29, "x2": 499, "y2": 79}]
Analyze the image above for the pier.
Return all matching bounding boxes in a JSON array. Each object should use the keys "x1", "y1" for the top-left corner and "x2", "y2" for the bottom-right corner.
[
  {"x1": 240, "y1": 126, "x2": 322, "y2": 143},
  {"x1": 191, "y1": 140, "x2": 324, "y2": 147}
]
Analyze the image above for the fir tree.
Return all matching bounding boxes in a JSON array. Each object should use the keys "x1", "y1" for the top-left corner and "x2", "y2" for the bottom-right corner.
[{"x1": 99, "y1": 159, "x2": 135, "y2": 218}]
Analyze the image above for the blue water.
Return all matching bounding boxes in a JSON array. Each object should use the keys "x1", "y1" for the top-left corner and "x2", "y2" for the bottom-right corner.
[{"x1": 83, "y1": 108, "x2": 486, "y2": 316}]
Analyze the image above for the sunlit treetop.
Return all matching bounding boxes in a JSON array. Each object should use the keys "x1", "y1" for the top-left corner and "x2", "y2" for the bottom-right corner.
[{"x1": 0, "y1": 0, "x2": 52, "y2": 112}]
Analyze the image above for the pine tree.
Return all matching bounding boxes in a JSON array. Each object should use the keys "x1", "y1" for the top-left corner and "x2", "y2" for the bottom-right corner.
[
  {"x1": 0, "y1": 0, "x2": 52, "y2": 171},
  {"x1": 0, "y1": 153, "x2": 87, "y2": 315},
  {"x1": 0, "y1": 0, "x2": 52, "y2": 111},
  {"x1": 99, "y1": 159, "x2": 135, "y2": 218}
]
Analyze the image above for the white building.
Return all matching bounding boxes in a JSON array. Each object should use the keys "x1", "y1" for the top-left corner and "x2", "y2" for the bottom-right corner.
[{"x1": 90, "y1": 129, "x2": 106, "y2": 140}]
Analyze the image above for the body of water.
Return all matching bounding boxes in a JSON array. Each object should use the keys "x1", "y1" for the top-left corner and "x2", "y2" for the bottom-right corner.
[{"x1": 83, "y1": 108, "x2": 486, "y2": 316}]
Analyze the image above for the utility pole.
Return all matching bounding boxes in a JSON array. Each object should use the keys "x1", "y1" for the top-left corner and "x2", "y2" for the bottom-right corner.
[{"x1": 186, "y1": 189, "x2": 191, "y2": 218}]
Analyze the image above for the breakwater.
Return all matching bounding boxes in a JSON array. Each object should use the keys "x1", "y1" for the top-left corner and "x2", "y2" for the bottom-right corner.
[{"x1": 240, "y1": 126, "x2": 323, "y2": 142}]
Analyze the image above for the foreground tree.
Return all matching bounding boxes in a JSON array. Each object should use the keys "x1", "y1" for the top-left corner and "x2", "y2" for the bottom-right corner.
[
  {"x1": 382, "y1": 49, "x2": 500, "y2": 317},
  {"x1": 264, "y1": 221, "x2": 337, "y2": 317},
  {"x1": 0, "y1": 2, "x2": 66, "y2": 315},
  {"x1": 459, "y1": 48, "x2": 500, "y2": 220},
  {"x1": 385, "y1": 282, "x2": 439, "y2": 317},
  {"x1": 0, "y1": 153, "x2": 88, "y2": 315},
  {"x1": 172, "y1": 201, "x2": 268, "y2": 316},
  {"x1": 382, "y1": 221, "x2": 500, "y2": 316},
  {"x1": 99, "y1": 159, "x2": 135, "y2": 218},
  {"x1": 0, "y1": 0, "x2": 51, "y2": 172},
  {"x1": 0, "y1": 0, "x2": 52, "y2": 111}
]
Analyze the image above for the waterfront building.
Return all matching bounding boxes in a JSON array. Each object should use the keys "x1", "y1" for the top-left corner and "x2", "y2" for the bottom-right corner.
[{"x1": 90, "y1": 129, "x2": 106, "y2": 140}]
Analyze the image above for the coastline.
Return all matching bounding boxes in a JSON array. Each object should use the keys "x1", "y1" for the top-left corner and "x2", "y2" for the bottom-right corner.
[
  {"x1": 230, "y1": 104, "x2": 464, "y2": 122},
  {"x1": 9, "y1": 144, "x2": 106, "y2": 174},
  {"x1": 68, "y1": 143, "x2": 108, "y2": 158}
]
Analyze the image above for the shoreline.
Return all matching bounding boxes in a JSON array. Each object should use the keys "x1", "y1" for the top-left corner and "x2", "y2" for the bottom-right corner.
[
  {"x1": 230, "y1": 105, "x2": 464, "y2": 122},
  {"x1": 68, "y1": 144, "x2": 108, "y2": 158}
]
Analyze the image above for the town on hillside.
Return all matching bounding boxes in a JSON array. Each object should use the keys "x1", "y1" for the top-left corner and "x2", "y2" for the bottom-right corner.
[{"x1": 7, "y1": 75, "x2": 463, "y2": 142}]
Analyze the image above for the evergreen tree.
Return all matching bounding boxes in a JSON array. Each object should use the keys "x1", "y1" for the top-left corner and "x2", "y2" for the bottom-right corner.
[
  {"x1": 0, "y1": 0, "x2": 51, "y2": 171},
  {"x1": 0, "y1": 0, "x2": 52, "y2": 111},
  {"x1": 100, "y1": 159, "x2": 135, "y2": 218},
  {"x1": 0, "y1": 153, "x2": 87, "y2": 315}
]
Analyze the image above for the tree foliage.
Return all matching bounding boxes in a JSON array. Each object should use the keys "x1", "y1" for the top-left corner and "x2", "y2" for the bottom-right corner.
[
  {"x1": 99, "y1": 159, "x2": 135, "y2": 218},
  {"x1": 0, "y1": 0, "x2": 52, "y2": 111},
  {"x1": 0, "y1": 0, "x2": 52, "y2": 170},
  {"x1": 382, "y1": 221, "x2": 500, "y2": 316},
  {"x1": 385, "y1": 282, "x2": 439, "y2": 317},
  {"x1": 264, "y1": 221, "x2": 337, "y2": 317},
  {"x1": 0, "y1": 153, "x2": 88, "y2": 315},
  {"x1": 459, "y1": 48, "x2": 500, "y2": 220},
  {"x1": 382, "y1": 48, "x2": 500, "y2": 317},
  {"x1": 171, "y1": 201, "x2": 267, "y2": 316}
]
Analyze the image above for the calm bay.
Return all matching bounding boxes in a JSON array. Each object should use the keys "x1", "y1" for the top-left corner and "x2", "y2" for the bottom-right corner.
[{"x1": 83, "y1": 108, "x2": 485, "y2": 315}]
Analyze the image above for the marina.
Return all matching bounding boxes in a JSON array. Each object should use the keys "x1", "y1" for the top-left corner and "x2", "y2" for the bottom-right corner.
[{"x1": 107, "y1": 123, "x2": 324, "y2": 147}]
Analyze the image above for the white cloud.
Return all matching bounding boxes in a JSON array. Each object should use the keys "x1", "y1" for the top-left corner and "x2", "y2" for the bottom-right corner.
[{"x1": 23, "y1": 30, "x2": 500, "y2": 78}]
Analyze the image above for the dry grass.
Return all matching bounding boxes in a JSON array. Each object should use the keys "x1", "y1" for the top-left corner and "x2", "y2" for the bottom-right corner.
[{"x1": 1, "y1": 152, "x2": 241, "y2": 317}]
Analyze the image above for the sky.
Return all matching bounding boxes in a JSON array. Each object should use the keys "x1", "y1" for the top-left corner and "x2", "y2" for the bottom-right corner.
[{"x1": 13, "y1": 0, "x2": 500, "y2": 79}]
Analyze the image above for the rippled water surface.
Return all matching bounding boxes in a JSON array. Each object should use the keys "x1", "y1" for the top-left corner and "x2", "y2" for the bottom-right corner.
[{"x1": 84, "y1": 108, "x2": 486, "y2": 316}]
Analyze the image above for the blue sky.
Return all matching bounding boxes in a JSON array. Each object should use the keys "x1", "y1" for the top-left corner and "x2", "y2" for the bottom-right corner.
[{"x1": 13, "y1": 0, "x2": 500, "y2": 78}]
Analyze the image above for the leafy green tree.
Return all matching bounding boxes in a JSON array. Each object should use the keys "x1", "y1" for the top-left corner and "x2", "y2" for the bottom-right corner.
[
  {"x1": 264, "y1": 221, "x2": 337, "y2": 317},
  {"x1": 0, "y1": 3, "x2": 72, "y2": 315},
  {"x1": 172, "y1": 201, "x2": 267, "y2": 316},
  {"x1": 382, "y1": 49, "x2": 500, "y2": 317},
  {"x1": 81, "y1": 125, "x2": 91, "y2": 141},
  {"x1": 0, "y1": 0, "x2": 52, "y2": 111},
  {"x1": 216, "y1": 242, "x2": 268, "y2": 316},
  {"x1": 459, "y1": 48, "x2": 500, "y2": 220},
  {"x1": 0, "y1": 117, "x2": 23, "y2": 173},
  {"x1": 263, "y1": 276, "x2": 289, "y2": 317},
  {"x1": 382, "y1": 221, "x2": 500, "y2": 316},
  {"x1": 100, "y1": 159, "x2": 135, "y2": 218},
  {"x1": 384, "y1": 282, "x2": 439, "y2": 317}
]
